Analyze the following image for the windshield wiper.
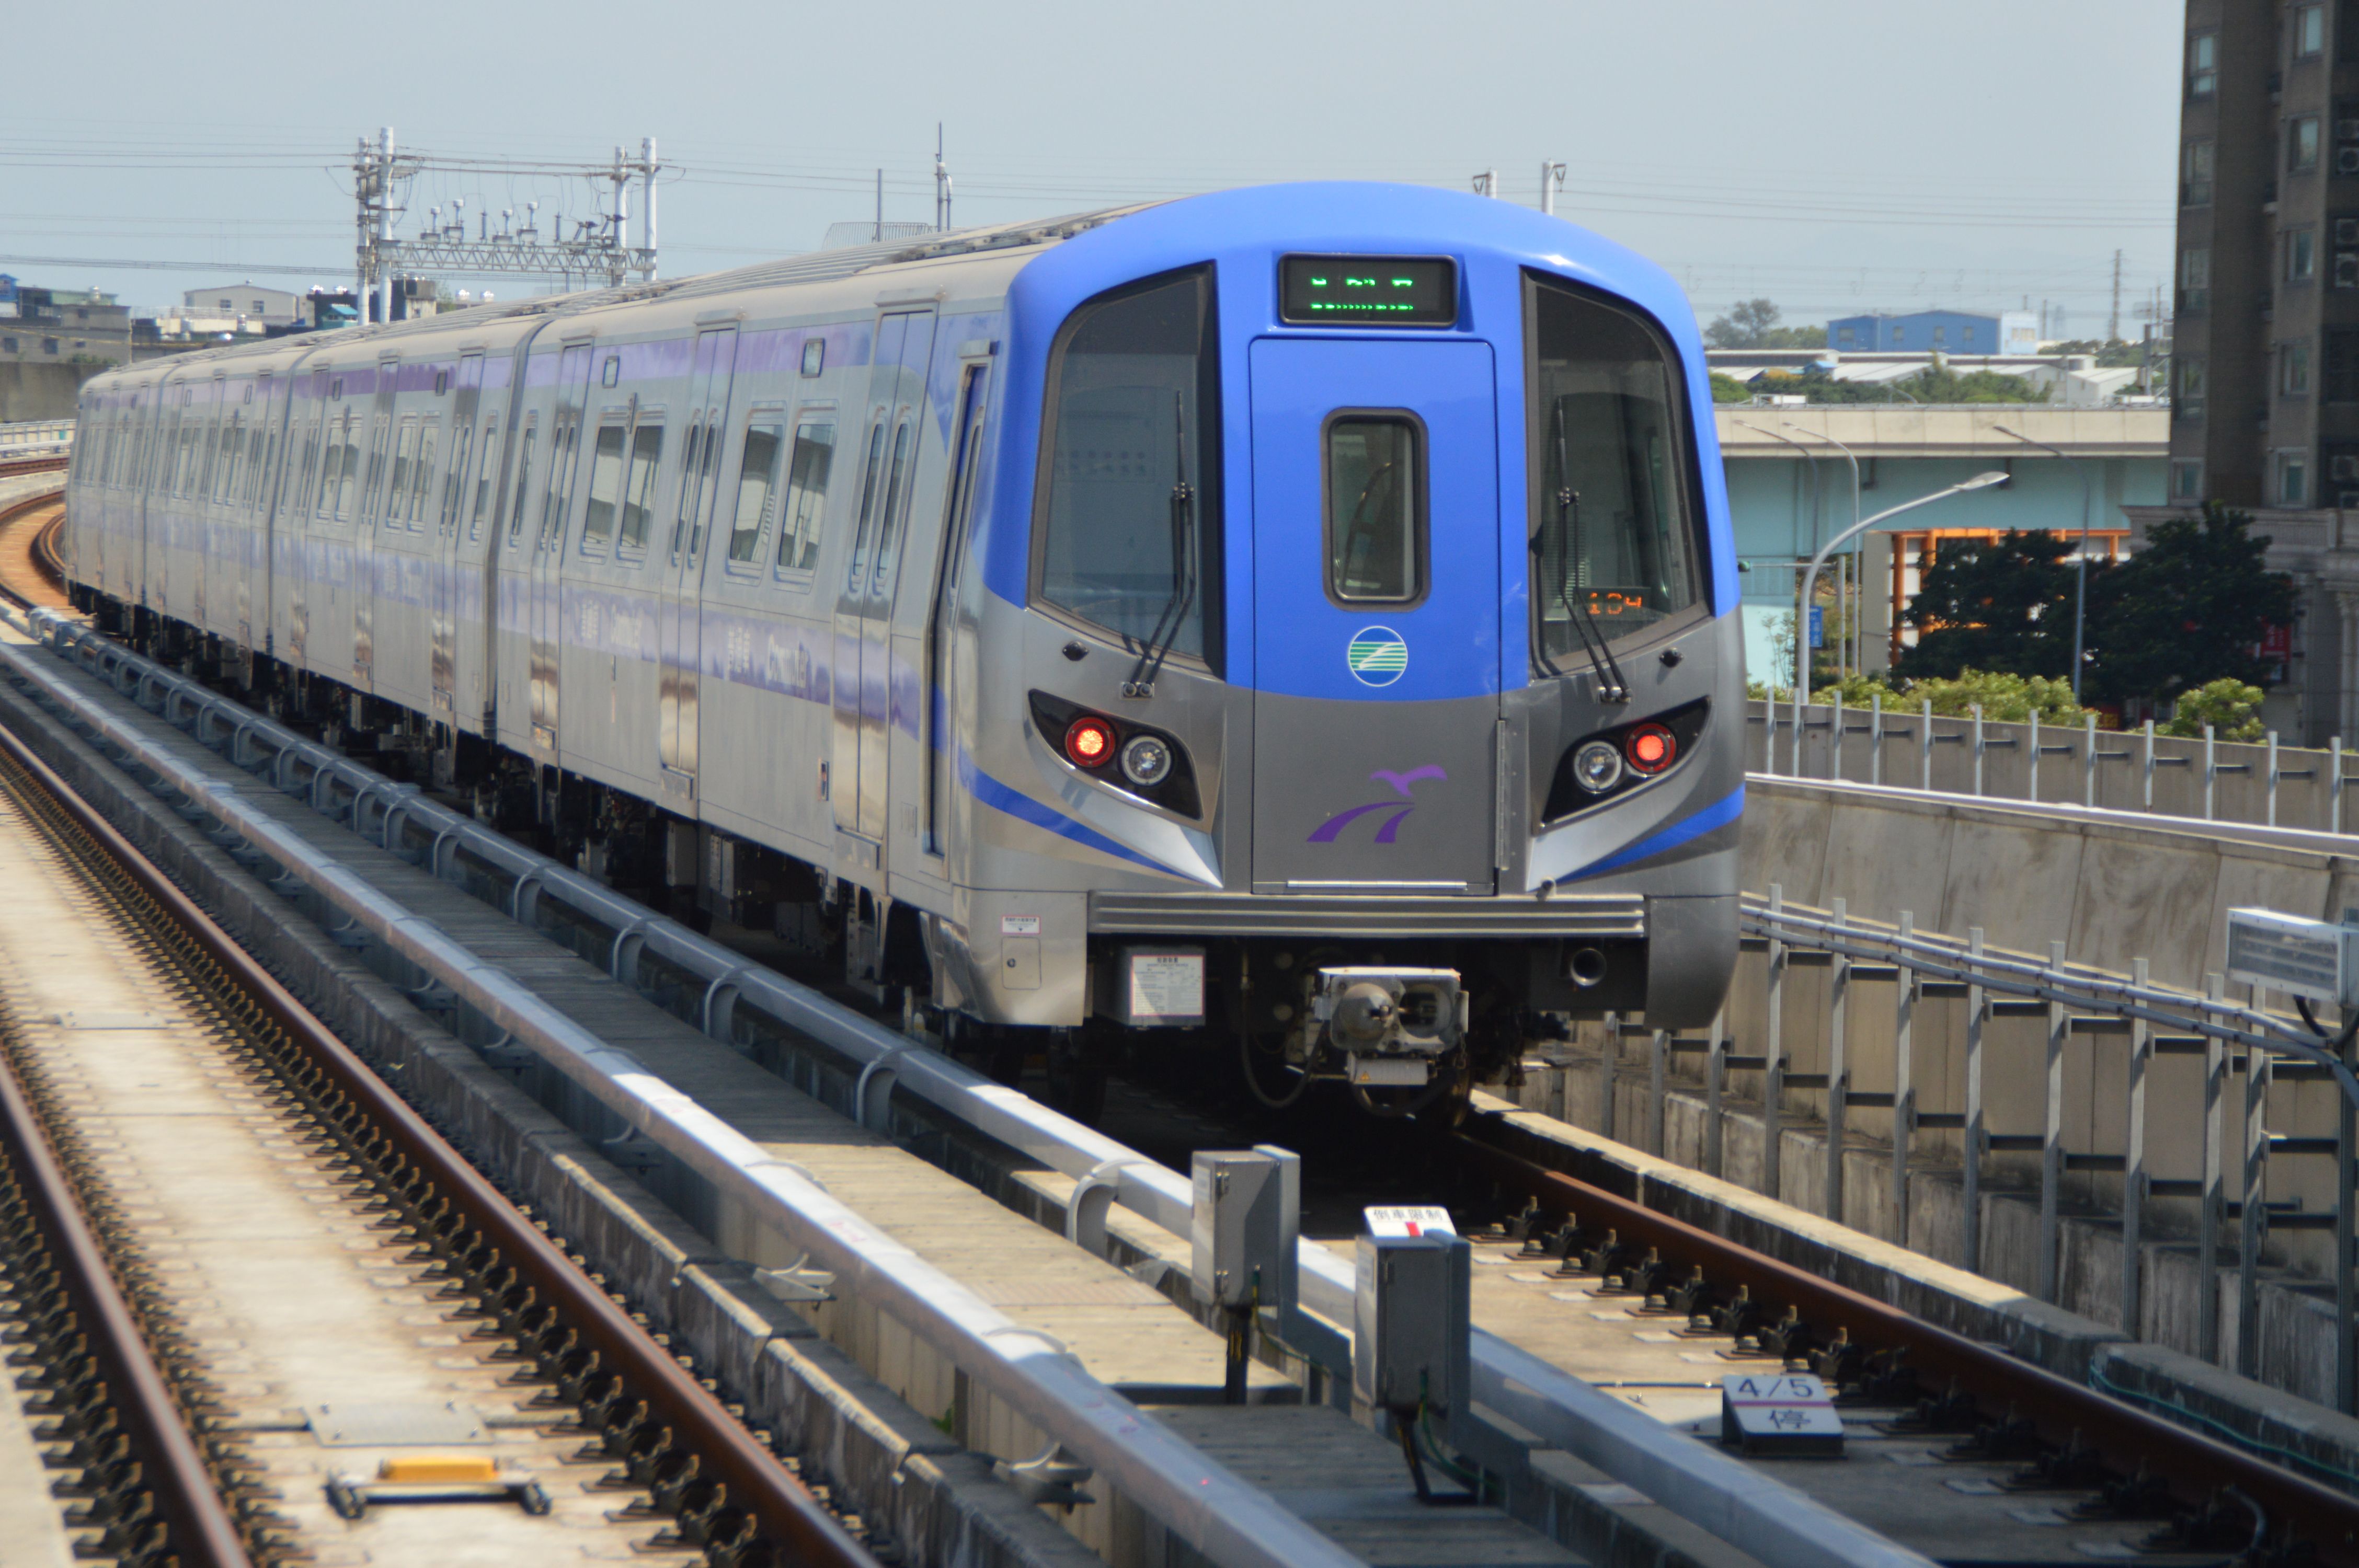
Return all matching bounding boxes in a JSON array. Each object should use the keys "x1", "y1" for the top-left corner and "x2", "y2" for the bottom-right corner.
[
  {"x1": 1124, "y1": 392, "x2": 1197, "y2": 698},
  {"x1": 1549, "y1": 412, "x2": 1630, "y2": 705}
]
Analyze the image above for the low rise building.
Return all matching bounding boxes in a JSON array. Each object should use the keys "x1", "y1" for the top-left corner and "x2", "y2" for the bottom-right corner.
[
  {"x1": 0, "y1": 276, "x2": 134, "y2": 365},
  {"x1": 178, "y1": 282, "x2": 300, "y2": 329},
  {"x1": 1827, "y1": 308, "x2": 2041, "y2": 355}
]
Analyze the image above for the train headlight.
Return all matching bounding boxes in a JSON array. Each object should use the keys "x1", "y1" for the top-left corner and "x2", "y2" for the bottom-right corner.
[
  {"x1": 1572, "y1": 740, "x2": 1624, "y2": 794},
  {"x1": 1119, "y1": 733, "x2": 1173, "y2": 787},
  {"x1": 1624, "y1": 722, "x2": 1676, "y2": 775},
  {"x1": 1064, "y1": 716, "x2": 1116, "y2": 769}
]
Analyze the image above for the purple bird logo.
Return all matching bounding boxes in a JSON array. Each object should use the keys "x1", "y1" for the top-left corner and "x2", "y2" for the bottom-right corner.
[{"x1": 1308, "y1": 765, "x2": 1448, "y2": 845}]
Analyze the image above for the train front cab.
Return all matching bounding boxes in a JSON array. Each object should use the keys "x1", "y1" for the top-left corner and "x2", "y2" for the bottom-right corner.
[{"x1": 957, "y1": 187, "x2": 1743, "y2": 1106}]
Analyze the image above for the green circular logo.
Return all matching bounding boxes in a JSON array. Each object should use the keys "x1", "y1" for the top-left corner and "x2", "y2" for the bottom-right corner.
[{"x1": 1347, "y1": 626, "x2": 1407, "y2": 687}]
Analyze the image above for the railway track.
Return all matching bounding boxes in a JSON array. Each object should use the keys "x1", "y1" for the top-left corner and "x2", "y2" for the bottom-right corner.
[
  {"x1": 0, "y1": 489, "x2": 70, "y2": 610},
  {"x1": 0, "y1": 709, "x2": 875, "y2": 1566},
  {"x1": 10, "y1": 552, "x2": 2359, "y2": 1568}
]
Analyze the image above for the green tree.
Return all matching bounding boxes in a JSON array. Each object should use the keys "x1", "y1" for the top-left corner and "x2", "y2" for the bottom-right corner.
[
  {"x1": 1805, "y1": 669, "x2": 2087, "y2": 722},
  {"x1": 1705, "y1": 298, "x2": 1825, "y2": 350},
  {"x1": 1894, "y1": 529, "x2": 2080, "y2": 682},
  {"x1": 2085, "y1": 502, "x2": 2295, "y2": 707},
  {"x1": 1710, "y1": 372, "x2": 1751, "y2": 404},
  {"x1": 2162, "y1": 677, "x2": 2267, "y2": 741}
]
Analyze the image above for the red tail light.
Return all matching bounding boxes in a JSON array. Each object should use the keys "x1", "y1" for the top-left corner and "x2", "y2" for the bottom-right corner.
[
  {"x1": 1064, "y1": 716, "x2": 1116, "y2": 768},
  {"x1": 1624, "y1": 722, "x2": 1676, "y2": 775}
]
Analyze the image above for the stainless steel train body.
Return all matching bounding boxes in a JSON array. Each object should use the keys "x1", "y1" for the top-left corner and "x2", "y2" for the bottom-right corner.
[{"x1": 62, "y1": 183, "x2": 1744, "y2": 1110}]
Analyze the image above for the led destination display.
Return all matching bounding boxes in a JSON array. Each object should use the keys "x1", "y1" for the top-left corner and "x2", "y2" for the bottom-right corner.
[{"x1": 1279, "y1": 255, "x2": 1457, "y2": 326}]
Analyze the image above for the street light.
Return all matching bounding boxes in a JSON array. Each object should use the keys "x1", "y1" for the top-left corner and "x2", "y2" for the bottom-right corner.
[
  {"x1": 1796, "y1": 471, "x2": 2012, "y2": 702},
  {"x1": 1784, "y1": 422, "x2": 1861, "y2": 675},
  {"x1": 1992, "y1": 423, "x2": 2095, "y2": 703},
  {"x1": 1733, "y1": 419, "x2": 1822, "y2": 560}
]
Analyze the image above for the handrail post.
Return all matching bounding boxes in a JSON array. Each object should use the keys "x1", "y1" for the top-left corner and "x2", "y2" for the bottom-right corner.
[
  {"x1": 2123, "y1": 956, "x2": 2150, "y2": 1339},
  {"x1": 1825, "y1": 898, "x2": 1850, "y2": 1226},
  {"x1": 2200, "y1": 972, "x2": 2226, "y2": 1366},
  {"x1": 2333, "y1": 736, "x2": 2345, "y2": 836},
  {"x1": 2237, "y1": 1035, "x2": 2271, "y2": 1378},
  {"x1": 1964, "y1": 927, "x2": 1986, "y2": 1275},
  {"x1": 2267, "y1": 731, "x2": 2280, "y2": 827},
  {"x1": 1920, "y1": 698, "x2": 1933, "y2": 791},
  {"x1": 2143, "y1": 718, "x2": 2157, "y2": 811},
  {"x1": 2204, "y1": 723, "x2": 2217, "y2": 821},
  {"x1": 1869, "y1": 691, "x2": 1883, "y2": 788},
  {"x1": 1972, "y1": 704, "x2": 1985, "y2": 797},
  {"x1": 2082, "y1": 712, "x2": 2097, "y2": 809},
  {"x1": 1892, "y1": 910, "x2": 1916, "y2": 1235},
  {"x1": 2028, "y1": 707, "x2": 2041, "y2": 803},
  {"x1": 1705, "y1": 1007, "x2": 1727, "y2": 1179},
  {"x1": 1765, "y1": 884, "x2": 1787, "y2": 1202},
  {"x1": 2039, "y1": 940, "x2": 2065, "y2": 1303}
]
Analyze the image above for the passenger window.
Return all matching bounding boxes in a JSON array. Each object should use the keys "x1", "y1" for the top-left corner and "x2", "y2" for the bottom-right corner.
[
  {"x1": 775, "y1": 419, "x2": 836, "y2": 573},
  {"x1": 671, "y1": 419, "x2": 704, "y2": 558},
  {"x1": 1527, "y1": 274, "x2": 1703, "y2": 661},
  {"x1": 363, "y1": 417, "x2": 390, "y2": 522},
  {"x1": 1324, "y1": 414, "x2": 1424, "y2": 603},
  {"x1": 387, "y1": 420, "x2": 418, "y2": 527},
  {"x1": 470, "y1": 421, "x2": 501, "y2": 539},
  {"x1": 872, "y1": 417, "x2": 914, "y2": 589},
  {"x1": 727, "y1": 421, "x2": 785, "y2": 564},
  {"x1": 335, "y1": 417, "x2": 361, "y2": 519},
  {"x1": 847, "y1": 418, "x2": 887, "y2": 584},
  {"x1": 410, "y1": 420, "x2": 438, "y2": 527},
  {"x1": 619, "y1": 422, "x2": 663, "y2": 551},
  {"x1": 689, "y1": 417, "x2": 722, "y2": 558},
  {"x1": 507, "y1": 419, "x2": 537, "y2": 543},
  {"x1": 1035, "y1": 268, "x2": 1216, "y2": 659},
  {"x1": 441, "y1": 423, "x2": 473, "y2": 534},
  {"x1": 581, "y1": 422, "x2": 628, "y2": 548}
]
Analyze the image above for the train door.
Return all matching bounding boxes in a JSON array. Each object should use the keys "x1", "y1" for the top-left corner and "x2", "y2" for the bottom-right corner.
[
  {"x1": 658, "y1": 326, "x2": 738, "y2": 794},
  {"x1": 432, "y1": 353, "x2": 483, "y2": 718},
  {"x1": 353, "y1": 372, "x2": 394, "y2": 686},
  {"x1": 1246, "y1": 338, "x2": 1501, "y2": 894},
  {"x1": 532, "y1": 343, "x2": 594, "y2": 752},
  {"x1": 923, "y1": 356, "x2": 991, "y2": 858},
  {"x1": 830, "y1": 308, "x2": 935, "y2": 846}
]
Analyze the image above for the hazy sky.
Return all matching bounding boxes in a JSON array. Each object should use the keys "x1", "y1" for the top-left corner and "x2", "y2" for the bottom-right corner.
[{"x1": 3, "y1": 1, "x2": 2178, "y2": 337}]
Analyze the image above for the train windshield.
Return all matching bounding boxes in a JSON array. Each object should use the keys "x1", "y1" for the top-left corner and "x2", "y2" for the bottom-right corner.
[
  {"x1": 1035, "y1": 268, "x2": 1219, "y2": 664},
  {"x1": 1527, "y1": 275, "x2": 1703, "y2": 665}
]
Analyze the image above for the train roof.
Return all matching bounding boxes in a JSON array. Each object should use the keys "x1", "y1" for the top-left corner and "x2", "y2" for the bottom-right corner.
[{"x1": 78, "y1": 183, "x2": 1698, "y2": 398}]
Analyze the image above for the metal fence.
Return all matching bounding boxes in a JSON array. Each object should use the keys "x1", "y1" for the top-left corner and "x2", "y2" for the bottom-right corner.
[
  {"x1": 1622, "y1": 886, "x2": 2359, "y2": 1412},
  {"x1": 0, "y1": 420, "x2": 73, "y2": 450},
  {"x1": 1750, "y1": 695, "x2": 2354, "y2": 833}
]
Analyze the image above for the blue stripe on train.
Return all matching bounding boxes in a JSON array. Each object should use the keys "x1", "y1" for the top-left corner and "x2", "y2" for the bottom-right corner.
[{"x1": 1562, "y1": 785, "x2": 1745, "y2": 882}]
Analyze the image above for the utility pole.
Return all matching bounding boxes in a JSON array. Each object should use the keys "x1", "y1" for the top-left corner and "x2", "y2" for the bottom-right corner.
[
  {"x1": 1539, "y1": 161, "x2": 1566, "y2": 216},
  {"x1": 642, "y1": 136, "x2": 659, "y2": 280},
  {"x1": 875, "y1": 169, "x2": 884, "y2": 241},
  {"x1": 935, "y1": 124, "x2": 954, "y2": 231},
  {"x1": 1471, "y1": 170, "x2": 1498, "y2": 198},
  {"x1": 2109, "y1": 248, "x2": 2122, "y2": 342}
]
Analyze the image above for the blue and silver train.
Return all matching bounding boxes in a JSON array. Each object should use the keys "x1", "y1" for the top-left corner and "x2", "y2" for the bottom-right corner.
[{"x1": 62, "y1": 182, "x2": 1743, "y2": 1117}]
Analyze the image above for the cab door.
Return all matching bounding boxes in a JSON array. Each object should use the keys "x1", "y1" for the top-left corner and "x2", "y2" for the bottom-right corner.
[
  {"x1": 1247, "y1": 337, "x2": 1501, "y2": 893},
  {"x1": 831, "y1": 308, "x2": 935, "y2": 846},
  {"x1": 659, "y1": 326, "x2": 738, "y2": 794}
]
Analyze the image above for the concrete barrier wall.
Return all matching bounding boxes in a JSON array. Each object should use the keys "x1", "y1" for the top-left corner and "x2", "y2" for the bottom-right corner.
[
  {"x1": 1557, "y1": 776, "x2": 2357, "y2": 1409},
  {"x1": 1748, "y1": 697, "x2": 2355, "y2": 835}
]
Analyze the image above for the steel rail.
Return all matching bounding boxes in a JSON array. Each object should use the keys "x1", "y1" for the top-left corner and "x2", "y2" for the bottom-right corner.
[
  {"x1": 0, "y1": 695, "x2": 879, "y2": 1568},
  {"x1": 0, "y1": 990, "x2": 255, "y2": 1568},
  {"x1": 0, "y1": 606, "x2": 1956, "y2": 1568},
  {"x1": 1453, "y1": 1129, "x2": 2359, "y2": 1565},
  {"x1": 0, "y1": 615, "x2": 1365, "y2": 1568}
]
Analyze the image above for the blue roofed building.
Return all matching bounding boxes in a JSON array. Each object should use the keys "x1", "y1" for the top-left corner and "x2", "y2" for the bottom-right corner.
[{"x1": 1827, "y1": 309, "x2": 2040, "y2": 355}]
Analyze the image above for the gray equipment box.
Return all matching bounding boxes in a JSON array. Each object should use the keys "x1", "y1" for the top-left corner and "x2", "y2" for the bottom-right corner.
[
  {"x1": 1352, "y1": 1232, "x2": 1471, "y2": 1420},
  {"x1": 1190, "y1": 1148, "x2": 1299, "y2": 1313}
]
